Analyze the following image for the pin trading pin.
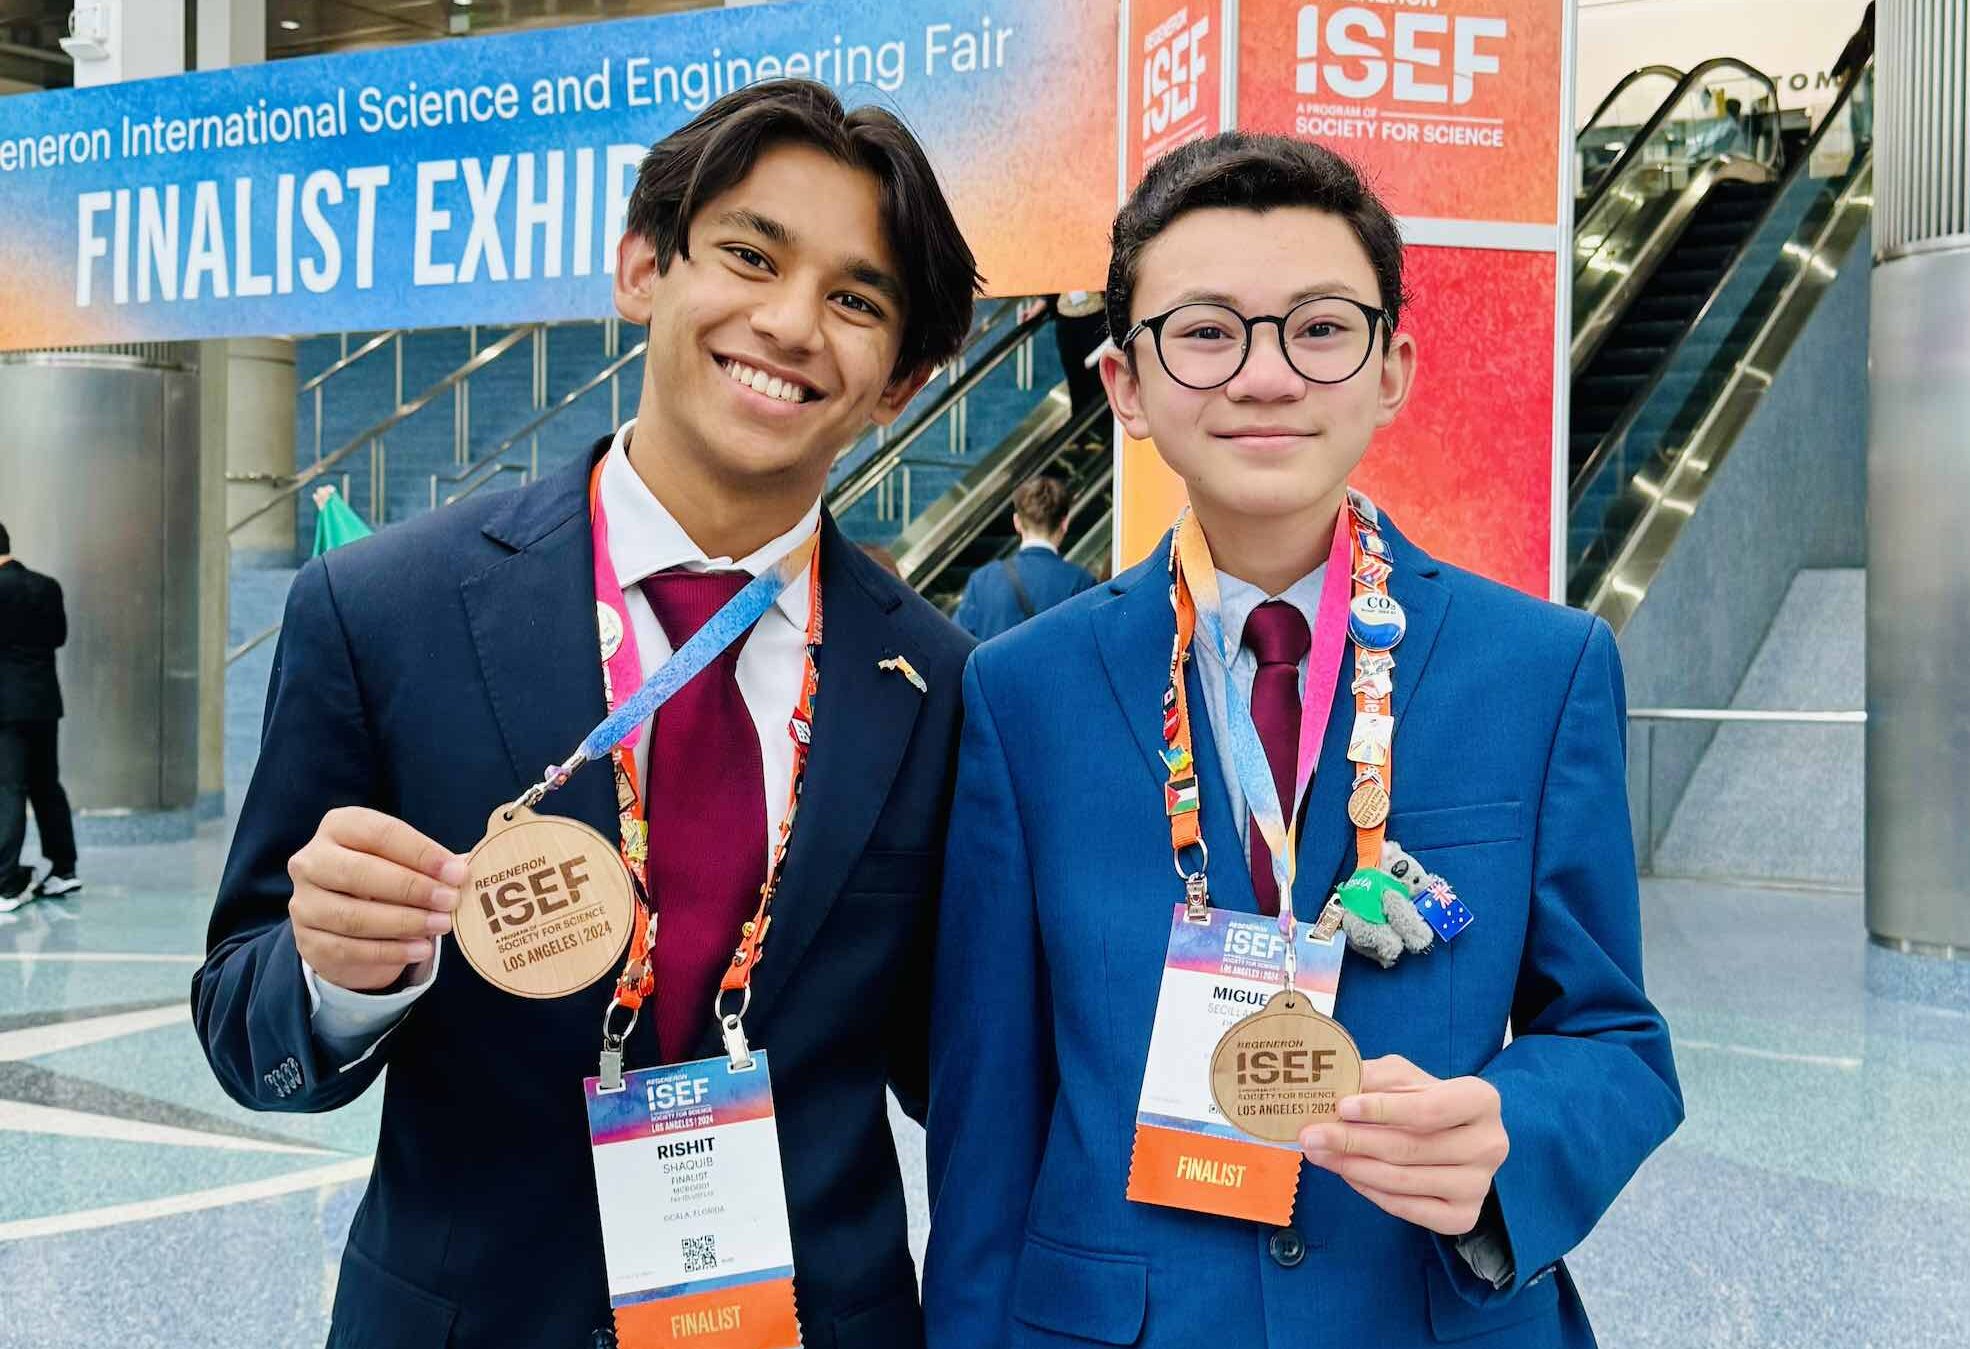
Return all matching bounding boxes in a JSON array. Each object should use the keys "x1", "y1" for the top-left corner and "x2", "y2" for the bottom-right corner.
[
  {"x1": 1161, "y1": 745, "x2": 1193, "y2": 774},
  {"x1": 1347, "y1": 779, "x2": 1391, "y2": 829},
  {"x1": 1353, "y1": 556, "x2": 1393, "y2": 589},
  {"x1": 1415, "y1": 876, "x2": 1475, "y2": 942},
  {"x1": 878, "y1": 655, "x2": 927, "y2": 693},
  {"x1": 596, "y1": 602, "x2": 625, "y2": 660},
  {"x1": 1348, "y1": 593, "x2": 1407, "y2": 652},
  {"x1": 1348, "y1": 711, "x2": 1394, "y2": 767}
]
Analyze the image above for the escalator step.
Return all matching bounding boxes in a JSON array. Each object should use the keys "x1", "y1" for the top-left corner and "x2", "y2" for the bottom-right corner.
[
  {"x1": 1674, "y1": 244, "x2": 1737, "y2": 272},
  {"x1": 1589, "y1": 346, "x2": 1671, "y2": 376}
]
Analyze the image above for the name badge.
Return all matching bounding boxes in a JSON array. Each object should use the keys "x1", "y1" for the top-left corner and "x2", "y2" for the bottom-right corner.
[
  {"x1": 1127, "y1": 906, "x2": 1345, "y2": 1225},
  {"x1": 587, "y1": 1054, "x2": 800, "y2": 1349}
]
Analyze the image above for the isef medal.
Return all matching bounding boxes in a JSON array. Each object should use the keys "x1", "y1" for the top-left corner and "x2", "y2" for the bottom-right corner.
[
  {"x1": 455, "y1": 804, "x2": 635, "y2": 999},
  {"x1": 1209, "y1": 990, "x2": 1364, "y2": 1143}
]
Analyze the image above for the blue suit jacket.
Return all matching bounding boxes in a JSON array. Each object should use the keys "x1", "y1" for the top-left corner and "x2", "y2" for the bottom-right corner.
[
  {"x1": 193, "y1": 442, "x2": 972, "y2": 1349},
  {"x1": 925, "y1": 518, "x2": 1681, "y2": 1348},
  {"x1": 953, "y1": 546, "x2": 1098, "y2": 641}
]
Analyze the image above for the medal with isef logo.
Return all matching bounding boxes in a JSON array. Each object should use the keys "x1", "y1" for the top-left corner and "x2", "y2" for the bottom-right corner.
[{"x1": 457, "y1": 803, "x2": 635, "y2": 999}]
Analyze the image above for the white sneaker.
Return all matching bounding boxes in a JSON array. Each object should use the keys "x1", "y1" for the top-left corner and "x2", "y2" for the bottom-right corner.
[{"x1": 33, "y1": 871, "x2": 81, "y2": 898}]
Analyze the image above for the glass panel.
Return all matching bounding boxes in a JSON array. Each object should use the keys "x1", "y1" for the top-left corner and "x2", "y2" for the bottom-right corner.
[{"x1": 1576, "y1": 66, "x2": 1683, "y2": 202}]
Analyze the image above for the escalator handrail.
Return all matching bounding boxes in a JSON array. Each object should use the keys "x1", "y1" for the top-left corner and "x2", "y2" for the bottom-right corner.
[
  {"x1": 1577, "y1": 56, "x2": 1786, "y2": 224},
  {"x1": 902, "y1": 390, "x2": 1110, "y2": 592},
  {"x1": 827, "y1": 304, "x2": 1053, "y2": 515},
  {"x1": 1568, "y1": 57, "x2": 1874, "y2": 510},
  {"x1": 1578, "y1": 64, "x2": 1686, "y2": 142}
]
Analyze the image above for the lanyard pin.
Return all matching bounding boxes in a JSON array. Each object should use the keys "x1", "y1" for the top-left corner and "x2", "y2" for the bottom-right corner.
[{"x1": 878, "y1": 655, "x2": 927, "y2": 693}]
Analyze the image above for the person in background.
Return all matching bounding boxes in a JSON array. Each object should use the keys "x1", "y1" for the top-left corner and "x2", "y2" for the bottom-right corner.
[
  {"x1": 1052, "y1": 290, "x2": 1109, "y2": 425},
  {"x1": 0, "y1": 521, "x2": 81, "y2": 909},
  {"x1": 953, "y1": 474, "x2": 1097, "y2": 640}
]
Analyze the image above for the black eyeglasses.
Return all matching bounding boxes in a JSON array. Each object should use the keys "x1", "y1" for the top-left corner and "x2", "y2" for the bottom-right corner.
[{"x1": 1122, "y1": 296, "x2": 1390, "y2": 390}]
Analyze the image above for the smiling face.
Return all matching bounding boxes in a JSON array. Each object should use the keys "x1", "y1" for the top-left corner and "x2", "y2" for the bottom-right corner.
[
  {"x1": 614, "y1": 142, "x2": 929, "y2": 519},
  {"x1": 1102, "y1": 205, "x2": 1416, "y2": 541}
]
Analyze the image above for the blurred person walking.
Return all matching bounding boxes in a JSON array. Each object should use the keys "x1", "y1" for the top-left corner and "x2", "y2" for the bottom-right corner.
[
  {"x1": 0, "y1": 520, "x2": 80, "y2": 910},
  {"x1": 954, "y1": 475, "x2": 1097, "y2": 640}
]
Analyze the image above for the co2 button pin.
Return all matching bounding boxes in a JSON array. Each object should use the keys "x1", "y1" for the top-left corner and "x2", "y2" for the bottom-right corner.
[{"x1": 1268, "y1": 1227, "x2": 1306, "y2": 1268}]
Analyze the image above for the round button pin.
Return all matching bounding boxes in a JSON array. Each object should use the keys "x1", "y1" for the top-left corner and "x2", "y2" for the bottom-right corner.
[{"x1": 1348, "y1": 593, "x2": 1406, "y2": 652}]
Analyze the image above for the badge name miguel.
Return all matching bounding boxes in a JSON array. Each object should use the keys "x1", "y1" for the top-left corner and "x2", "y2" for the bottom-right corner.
[{"x1": 1209, "y1": 990, "x2": 1363, "y2": 1144}]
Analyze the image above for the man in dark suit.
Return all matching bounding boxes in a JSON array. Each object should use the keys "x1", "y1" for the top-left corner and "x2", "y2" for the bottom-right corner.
[
  {"x1": 952, "y1": 475, "x2": 1099, "y2": 640},
  {"x1": 193, "y1": 81, "x2": 978, "y2": 1349},
  {"x1": 0, "y1": 521, "x2": 80, "y2": 907}
]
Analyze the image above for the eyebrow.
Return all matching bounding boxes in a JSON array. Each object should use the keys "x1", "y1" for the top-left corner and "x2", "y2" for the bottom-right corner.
[
  {"x1": 1170, "y1": 281, "x2": 1366, "y2": 308},
  {"x1": 716, "y1": 209, "x2": 905, "y2": 309}
]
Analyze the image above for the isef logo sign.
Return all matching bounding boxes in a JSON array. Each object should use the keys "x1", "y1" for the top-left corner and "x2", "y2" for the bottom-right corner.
[{"x1": 1295, "y1": 4, "x2": 1508, "y2": 105}]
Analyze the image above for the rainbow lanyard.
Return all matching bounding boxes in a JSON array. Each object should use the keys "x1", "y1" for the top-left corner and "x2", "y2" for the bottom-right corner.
[{"x1": 1164, "y1": 490, "x2": 1396, "y2": 986}]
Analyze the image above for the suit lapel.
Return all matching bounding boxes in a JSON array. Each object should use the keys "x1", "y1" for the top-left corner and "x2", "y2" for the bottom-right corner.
[
  {"x1": 1293, "y1": 515, "x2": 1451, "y2": 901},
  {"x1": 458, "y1": 442, "x2": 619, "y2": 846},
  {"x1": 692, "y1": 514, "x2": 925, "y2": 1059},
  {"x1": 1091, "y1": 542, "x2": 1179, "y2": 795}
]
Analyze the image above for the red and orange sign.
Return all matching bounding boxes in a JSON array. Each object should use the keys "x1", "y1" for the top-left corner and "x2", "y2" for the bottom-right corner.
[
  {"x1": 1123, "y1": 0, "x2": 1230, "y2": 188},
  {"x1": 1238, "y1": 0, "x2": 1566, "y2": 225}
]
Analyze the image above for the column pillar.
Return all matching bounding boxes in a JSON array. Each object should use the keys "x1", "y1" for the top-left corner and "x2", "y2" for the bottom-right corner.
[{"x1": 1865, "y1": 0, "x2": 1970, "y2": 954}]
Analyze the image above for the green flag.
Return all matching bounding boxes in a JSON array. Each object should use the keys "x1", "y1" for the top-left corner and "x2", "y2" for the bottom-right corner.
[{"x1": 311, "y1": 488, "x2": 374, "y2": 556}]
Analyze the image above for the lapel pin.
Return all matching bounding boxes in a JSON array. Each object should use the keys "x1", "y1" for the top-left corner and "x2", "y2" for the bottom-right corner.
[{"x1": 878, "y1": 655, "x2": 927, "y2": 694}]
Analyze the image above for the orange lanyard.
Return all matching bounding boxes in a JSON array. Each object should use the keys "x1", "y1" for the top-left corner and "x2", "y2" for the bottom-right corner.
[
  {"x1": 587, "y1": 463, "x2": 824, "y2": 1040},
  {"x1": 1162, "y1": 491, "x2": 1398, "y2": 938}
]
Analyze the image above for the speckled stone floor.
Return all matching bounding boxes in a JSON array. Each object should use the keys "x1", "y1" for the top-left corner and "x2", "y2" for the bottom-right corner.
[{"x1": 2, "y1": 578, "x2": 1960, "y2": 1347}]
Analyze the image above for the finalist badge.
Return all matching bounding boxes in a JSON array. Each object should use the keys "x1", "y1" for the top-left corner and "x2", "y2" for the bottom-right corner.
[
  {"x1": 455, "y1": 803, "x2": 635, "y2": 999},
  {"x1": 1209, "y1": 989, "x2": 1363, "y2": 1144}
]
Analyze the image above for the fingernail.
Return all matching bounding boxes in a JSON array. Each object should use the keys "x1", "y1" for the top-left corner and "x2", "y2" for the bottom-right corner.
[
  {"x1": 431, "y1": 886, "x2": 459, "y2": 913},
  {"x1": 425, "y1": 911, "x2": 453, "y2": 935},
  {"x1": 439, "y1": 856, "x2": 468, "y2": 886},
  {"x1": 1302, "y1": 1126, "x2": 1337, "y2": 1153},
  {"x1": 1338, "y1": 1097, "x2": 1366, "y2": 1122},
  {"x1": 406, "y1": 941, "x2": 433, "y2": 961}
]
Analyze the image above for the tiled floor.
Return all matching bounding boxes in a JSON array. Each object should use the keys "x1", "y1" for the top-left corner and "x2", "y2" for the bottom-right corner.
[{"x1": 2, "y1": 643, "x2": 1964, "y2": 1345}]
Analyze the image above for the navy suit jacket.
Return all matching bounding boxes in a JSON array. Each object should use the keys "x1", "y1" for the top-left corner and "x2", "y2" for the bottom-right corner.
[
  {"x1": 953, "y1": 546, "x2": 1097, "y2": 641},
  {"x1": 925, "y1": 518, "x2": 1682, "y2": 1348},
  {"x1": 193, "y1": 442, "x2": 972, "y2": 1349}
]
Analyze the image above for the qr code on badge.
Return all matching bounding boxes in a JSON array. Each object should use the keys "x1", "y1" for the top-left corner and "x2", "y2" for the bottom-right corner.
[{"x1": 681, "y1": 1235, "x2": 718, "y2": 1274}]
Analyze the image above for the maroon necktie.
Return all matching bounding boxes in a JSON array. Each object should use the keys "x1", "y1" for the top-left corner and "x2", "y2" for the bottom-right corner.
[
  {"x1": 641, "y1": 570, "x2": 767, "y2": 1062},
  {"x1": 1244, "y1": 601, "x2": 1312, "y2": 916}
]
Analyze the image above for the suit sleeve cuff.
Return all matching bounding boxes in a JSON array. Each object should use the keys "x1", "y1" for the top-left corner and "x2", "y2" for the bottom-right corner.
[
  {"x1": 302, "y1": 946, "x2": 440, "y2": 1068},
  {"x1": 1452, "y1": 1189, "x2": 1516, "y2": 1289}
]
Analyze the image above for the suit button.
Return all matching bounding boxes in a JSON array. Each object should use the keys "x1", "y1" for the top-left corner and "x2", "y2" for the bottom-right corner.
[{"x1": 1268, "y1": 1228, "x2": 1306, "y2": 1268}]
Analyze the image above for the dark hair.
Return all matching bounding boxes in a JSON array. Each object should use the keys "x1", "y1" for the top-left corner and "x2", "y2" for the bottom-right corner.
[
  {"x1": 625, "y1": 79, "x2": 981, "y2": 381},
  {"x1": 1012, "y1": 475, "x2": 1073, "y2": 533},
  {"x1": 1105, "y1": 132, "x2": 1407, "y2": 353},
  {"x1": 0, "y1": 521, "x2": 9, "y2": 553}
]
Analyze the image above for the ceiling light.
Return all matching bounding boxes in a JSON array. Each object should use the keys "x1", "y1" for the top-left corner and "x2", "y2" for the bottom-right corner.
[{"x1": 279, "y1": 19, "x2": 300, "y2": 30}]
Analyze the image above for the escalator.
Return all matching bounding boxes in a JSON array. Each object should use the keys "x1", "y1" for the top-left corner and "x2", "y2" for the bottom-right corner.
[
  {"x1": 1568, "y1": 59, "x2": 1874, "y2": 620},
  {"x1": 1569, "y1": 58, "x2": 1787, "y2": 482}
]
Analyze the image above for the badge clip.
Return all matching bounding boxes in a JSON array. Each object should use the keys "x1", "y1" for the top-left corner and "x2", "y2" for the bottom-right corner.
[{"x1": 721, "y1": 1014, "x2": 756, "y2": 1073}]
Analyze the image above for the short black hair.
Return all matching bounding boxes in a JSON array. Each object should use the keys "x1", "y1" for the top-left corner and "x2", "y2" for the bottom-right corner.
[
  {"x1": 0, "y1": 521, "x2": 9, "y2": 553},
  {"x1": 1106, "y1": 132, "x2": 1407, "y2": 353},
  {"x1": 626, "y1": 79, "x2": 981, "y2": 382}
]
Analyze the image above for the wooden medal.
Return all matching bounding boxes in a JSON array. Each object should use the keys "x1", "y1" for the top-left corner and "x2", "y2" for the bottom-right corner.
[
  {"x1": 1347, "y1": 779, "x2": 1391, "y2": 829},
  {"x1": 1209, "y1": 990, "x2": 1364, "y2": 1144},
  {"x1": 454, "y1": 804, "x2": 635, "y2": 999}
]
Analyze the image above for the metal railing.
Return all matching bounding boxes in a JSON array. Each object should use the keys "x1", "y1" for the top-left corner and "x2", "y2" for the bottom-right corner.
[
  {"x1": 227, "y1": 324, "x2": 542, "y2": 536},
  {"x1": 225, "y1": 623, "x2": 283, "y2": 666},
  {"x1": 435, "y1": 333, "x2": 648, "y2": 506},
  {"x1": 298, "y1": 330, "x2": 403, "y2": 464},
  {"x1": 1627, "y1": 707, "x2": 1864, "y2": 873},
  {"x1": 828, "y1": 302, "x2": 1051, "y2": 519}
]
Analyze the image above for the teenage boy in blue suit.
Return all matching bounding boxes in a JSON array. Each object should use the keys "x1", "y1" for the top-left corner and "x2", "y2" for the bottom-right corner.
[{"x1": 926, "y1": 133, "x2": 1681, "y2": 1347}]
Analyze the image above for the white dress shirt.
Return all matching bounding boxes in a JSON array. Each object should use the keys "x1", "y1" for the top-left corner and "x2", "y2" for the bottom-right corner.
[
  {"x1": 1190, "y1": 564, "x2": 1328, "y2": 841},
  {"x1": 306, "y1": 419, "x2": 821, "y2": 1063}
]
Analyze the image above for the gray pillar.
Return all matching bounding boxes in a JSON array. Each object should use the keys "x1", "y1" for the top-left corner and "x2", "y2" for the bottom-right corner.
[
  {"x1": 0, "y1": 349, "x2": 204, "y2": 829},
  {"x1": 1865, "y1": 0, "x2": 1970, "y2": 955}
]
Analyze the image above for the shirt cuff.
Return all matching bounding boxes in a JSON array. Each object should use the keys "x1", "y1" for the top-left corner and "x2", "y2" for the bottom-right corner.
[
  {"x1": 1453, "y1": 1190, "x2": 1516, "y2": 1290},
  {"x1": 302, "y1": 945, "x2": 441, "y2": 1068}
]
